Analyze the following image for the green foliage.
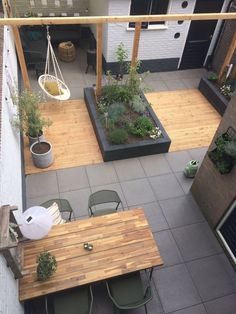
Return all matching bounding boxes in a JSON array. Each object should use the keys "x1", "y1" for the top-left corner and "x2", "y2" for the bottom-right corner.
[
  {"x1": 12, "y1": 89, "x2": 52, "y2": 138},
  {"x1": 102, "y1": 85, "x2": 133, "y2": 104},
  {"x1": 128, "y1": 116, "x2": 153, "y2": 137},
  {"x1": 116, "y1": 43, "x2": 128, "y2": 76},
  {"x1": 36, "y1": 251, "x2": 57, "y2": 281},
  {"x1": 125, "y1": 60, "x2": 150, "y2": 96},
  {"x1": 108, "y1": 103, "x2": 127, "y2": 124},
  {"x1": 224, "y1": 140, "x2": 236, "y2": 158},
  {"x1": 110, "y1": 128, "x2": 128, "y2": 144},
  {"x1": 220, "y1": 84, "x2": 234, "y2": 98},
  {"x1": 131, "y1": 95, "x2": 146, "y2": 113},
  {"x1": 208, "y1": 72, "x2": 218, "y2": 81}
]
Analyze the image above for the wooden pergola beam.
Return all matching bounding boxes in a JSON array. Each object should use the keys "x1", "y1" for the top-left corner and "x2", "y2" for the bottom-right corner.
[
  {"x1": 0, "y1": 12, "x2": 236, "y2": 26},
  {"x1": 96, "y1": 24, "x2": 103, "y2": 97},
  {"x1": 131, "y1": 22, "x2": 142, "y2": 67}
]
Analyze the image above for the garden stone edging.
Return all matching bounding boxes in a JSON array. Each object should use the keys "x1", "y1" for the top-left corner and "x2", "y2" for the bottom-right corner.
[
  {"x1": 198, "y1": 77, "x2": 228, "y2": 116},
  {"x1": 84, "y1": 87, "x2": 171, "y2": 162}
]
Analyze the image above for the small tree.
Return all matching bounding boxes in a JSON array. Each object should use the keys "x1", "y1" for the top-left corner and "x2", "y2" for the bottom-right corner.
[
  {"x1": 13, "y1": 89, "x2": 52, "y2": 138},
  {"x1": 115, "y1": 42, "x2": 128, "y2": 79},
  {"x1": 36, "y1": 251, "x2": 57, "y2": 281}
]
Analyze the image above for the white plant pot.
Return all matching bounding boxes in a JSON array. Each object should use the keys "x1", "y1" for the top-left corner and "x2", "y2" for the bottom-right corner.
[
  {"x1": 28, "y1": 132, "x2": 45, "y2": 146},
  {"x1": 30, "y1": 141, "x2": 53, "y2": 168}
]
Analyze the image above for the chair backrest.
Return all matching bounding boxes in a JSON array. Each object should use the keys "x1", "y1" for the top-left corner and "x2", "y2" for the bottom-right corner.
[
  {"x1": 88, "y1": 190, "x2": 122, "y2": 215},
  {"x1": 40, "y1": 199, "x2": 74, "y2": 221}
]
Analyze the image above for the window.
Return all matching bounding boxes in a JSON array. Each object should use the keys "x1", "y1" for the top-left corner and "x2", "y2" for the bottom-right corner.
[{"x1": 129, "y1": 0, "x2": 169, "y2": 29}]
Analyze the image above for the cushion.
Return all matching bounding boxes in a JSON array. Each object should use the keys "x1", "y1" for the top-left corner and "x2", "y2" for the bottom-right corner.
[
  {"x1": 44, "y1": 81, "x2": 64, "y2": 96},
  {"x1": 47, "y1": 202, "x2": 66, "y2": 225}
]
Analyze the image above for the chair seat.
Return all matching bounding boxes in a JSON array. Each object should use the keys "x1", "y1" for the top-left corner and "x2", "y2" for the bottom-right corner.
[
  {"x1": 92, "y1": 208, "x2": 117, "y2": 217},
  {"x1": 53, "y1": 287, "x2": 90, "y2": 314},
  {"x1": 108, "y1": 272, "x2": 146, "y2": 308}
]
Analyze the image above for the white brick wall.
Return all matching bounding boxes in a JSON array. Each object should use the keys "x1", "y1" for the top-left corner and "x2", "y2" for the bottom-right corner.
[
  {"x1": 106, "y1": 0, "x2": 196, "y2": 63},
  {"x1": 0, "y1": 26, "x2": 24, "y2": 314}
]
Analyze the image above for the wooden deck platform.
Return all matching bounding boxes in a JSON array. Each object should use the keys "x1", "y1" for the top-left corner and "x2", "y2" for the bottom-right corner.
[
  {"x1": 146, "y1": 89, "x2": 221, "y2": 152},
  {"x1": 24, "y1": 90, "x2": 221, "y2": 175}
]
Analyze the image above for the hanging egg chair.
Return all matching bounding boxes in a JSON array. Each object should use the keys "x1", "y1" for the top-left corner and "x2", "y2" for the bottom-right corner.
[{"x1": 38, "y1": 26, "x2": 71, "y2": 101}]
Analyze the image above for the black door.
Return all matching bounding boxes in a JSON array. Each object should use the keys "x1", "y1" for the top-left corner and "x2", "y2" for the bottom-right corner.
[{"x1": 180, "y1": 0, "x2": 224, "y2": 69}]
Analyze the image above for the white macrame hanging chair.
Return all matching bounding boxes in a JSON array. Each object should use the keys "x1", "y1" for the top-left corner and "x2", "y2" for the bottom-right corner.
[{"x1": 38, "y1": 26, "x2": 71, "y2": 101}]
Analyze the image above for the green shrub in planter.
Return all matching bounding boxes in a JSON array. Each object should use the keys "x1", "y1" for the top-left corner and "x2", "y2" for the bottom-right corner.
[
  {"x1": 110, "y1": 129, "x2": 128, "y2": 144},
  {"x1": 36, "y1": 251, "x2": 57, "y2": 281},
  {"x1": 128, "y1": 116, "x2": 153, "y2": 137},
  {"x1": 224, "y1": 140, "x2": 236, "y2": 159}
]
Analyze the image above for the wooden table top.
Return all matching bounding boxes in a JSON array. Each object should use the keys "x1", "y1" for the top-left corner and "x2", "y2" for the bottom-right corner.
[{"x1": 19, "y1": 208, "x2": 163, "y2": 301}]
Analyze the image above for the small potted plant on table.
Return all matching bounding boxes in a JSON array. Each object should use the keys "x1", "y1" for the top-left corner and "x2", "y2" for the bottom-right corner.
[{"x1": 36, "y1": 251, "x2": 57, "y2": 281}]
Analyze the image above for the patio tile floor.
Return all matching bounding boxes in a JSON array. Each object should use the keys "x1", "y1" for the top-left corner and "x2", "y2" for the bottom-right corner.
[{"x1": 25, "y1": 147, "x2": 236, "y2": 314}]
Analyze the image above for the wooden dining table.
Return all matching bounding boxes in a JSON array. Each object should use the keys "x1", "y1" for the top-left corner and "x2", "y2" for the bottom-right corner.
[{"x1": 19, "y1": 208, "x2": 163, "y2": 301}]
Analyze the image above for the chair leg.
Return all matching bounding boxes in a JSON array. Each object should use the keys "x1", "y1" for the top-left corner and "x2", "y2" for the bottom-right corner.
[{"x1": 145, "y1": 304, "x2": 148, "y2": 314}]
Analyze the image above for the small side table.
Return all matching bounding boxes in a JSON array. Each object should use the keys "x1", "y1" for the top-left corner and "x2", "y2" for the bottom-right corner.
[{"x1": 86, "y1": 49, "x2": 96, "y2": 73}]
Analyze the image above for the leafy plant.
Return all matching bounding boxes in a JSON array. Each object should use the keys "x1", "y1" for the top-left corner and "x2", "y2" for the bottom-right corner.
[
  {"x1": 220, "y1": 84, "x2": 234, "y2": 98},
  {"x1": 149, "y1": 127, "x2": 162, "y2": 140},
  {"x1": 128, "y1": 116, "x2": 153, "y2": 137},
  {"x1": 108, "y1": 103, "x2": 127, "y2": 124},
  {"x1": 125, "y1": 60, "x2": 150, "y2": 96},
  {"x1": 115, "y1": 42, "x2": 128, "y2": 77},
  {"x1": 110, "y1": 128, "x2": 128, "y2": 144},
  {"x1": 131, "y1": 95, "x2": 146, "y2": 113},
  {"x1": 102, "y1": 85, "x2": 133, "y2": 104},
  {"x1": 224, "y1": 140, "x2": 236, "y2": 159},
  {"x1": 12, "y1": 89, "x2": 52, "y2": 138},
  {"x1": 36, "y1": 251, "x2": 57, "y2": 281},
  {"x1": 208, "y1": 72, "x2": 218, "y2": 81}
]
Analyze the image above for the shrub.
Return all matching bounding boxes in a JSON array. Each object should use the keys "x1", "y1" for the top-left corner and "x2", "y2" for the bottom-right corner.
[
  {"x1": 102, "y1": 85, "x2": 133, "y2": 104},
  {"x1": 108, "y1": 103, "x2": 127, "y2": 124},
  {"x1": 224, "y1": 140, "x2": 236, "y2": 159},
  {"x1": 110, "y1": 128, "x2": 128, "y2": 144},
  {"x1": 128, "y1": 116, "x2": 153, "y2": 137},
  {"x1": 131, "y1": 95, "x2": 146, "y2": 113}
]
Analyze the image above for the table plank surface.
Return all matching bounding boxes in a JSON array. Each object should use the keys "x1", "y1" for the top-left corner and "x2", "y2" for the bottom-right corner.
[{"x1": 19, "y1": 208, "x2": 163, "y2": 301}]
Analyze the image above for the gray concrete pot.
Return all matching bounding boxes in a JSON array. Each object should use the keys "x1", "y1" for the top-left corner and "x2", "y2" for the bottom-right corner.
[
  {"x1": 28, "y1": 132, "x2": 45, "y2": 146},
  {"x1": 30, "y1": 141, "x2": 53, "y2": 168}
]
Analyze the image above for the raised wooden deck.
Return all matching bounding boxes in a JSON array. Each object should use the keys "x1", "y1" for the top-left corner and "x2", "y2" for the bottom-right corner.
[
  {"x1": 24, "y1": 90, "x2": 221, "y2": 174},
  {"x1": 146, "y1": 89, "x2": 221, "y2": 152}
]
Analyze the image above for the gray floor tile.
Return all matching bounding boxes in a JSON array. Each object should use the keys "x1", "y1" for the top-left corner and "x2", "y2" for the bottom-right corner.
[
  {"x1": 160, "y1": 195, "x2": 205, "y2": 229},
  {"x1": 154, "y1": 230, "x2": 183, "y2": 267},
  {"x1": 169, "y1": 304, "x2": 207, "y2": 314},
  {"x1": 86, "y1": 162, "x2": 118, "y2": 187},
  {"x1": 147, "y1": 80, "x2": 169, "y2": 92},
  {"x1": 188, "y1": 147, "x2": 208, "y2": 164},
  {"x1": 139, "y1": 154, "x2": 172, "y2": 177},
  {"x1": 175, "y1": 172, "x2": 194, "y2": 194},
  {"x1": 91, "y1": 182, "x2": 128, "y2": 209},
  {"x1": 113, "y1": 158, "x2": 146, "y2": 182},
  {"x1": 131, "y1": 202, "x2": 168, "y2": 232},
  {"x1": 172, "y1": 222, "x2": 222, "y2": 261},
  {"x1": 57, "y1": 166, "x2": 89, "y2": 192},
  {"x1": 121, "y1": 178, "x2": 156, "y2": 206},
  {"x1": 153, "y1": 264, "x2": 201, "y2": 313},
  {"x1": 187, "y1": 255, "x2": 236, "y2": 301},
  {"x1": 204, "y1": 294, "x2": 236, "y2": 314},
  {"x1": 165, "y1": 150, "x2": 192, "y2": 173},
  {"x1": 149, "y1": 173, "x2": 184, "y2": 201},
  {"x1": 164, "y1": 79, "x2": 187, "y2": 91},
  {"x1": 181, "y1": 78, "x2": 201, "y2": 89},
  {"x1": 60, "y1": 187, "x2": 92, "y2": 218},
  {"x1": 26, "y1": 193, "x2": 60, "y2": 209},
  {"x1": 159, "y1": 71, "x2": 182, "y2": 80},
  {"x1": 26, "y1": 172, "x2": 59, "y2": 198}
]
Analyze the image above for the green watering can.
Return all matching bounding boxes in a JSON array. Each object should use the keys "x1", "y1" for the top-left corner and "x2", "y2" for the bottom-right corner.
[{"x1": 184, "y1": 160, "x2": 199, "y2": 178}]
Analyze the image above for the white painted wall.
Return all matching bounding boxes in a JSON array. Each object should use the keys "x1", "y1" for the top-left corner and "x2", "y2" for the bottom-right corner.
[
  {"x1": 106, "y1": 0, "x2": 196, "y2": 63},
  {"x1": 88, "y1": 0, "x2": 109, "y2": 59},
  {"x1": 0, "y1": 26, "x2": 24, "y2": 314}
]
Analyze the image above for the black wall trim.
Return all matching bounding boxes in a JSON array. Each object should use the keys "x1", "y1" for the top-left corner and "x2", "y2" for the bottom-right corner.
[{"x1": 103, "y1": 58, "x2": 179, "y2": 73}]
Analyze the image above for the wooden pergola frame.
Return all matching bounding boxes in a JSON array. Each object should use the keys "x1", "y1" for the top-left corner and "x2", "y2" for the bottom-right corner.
[{"x1": 1, "y1": 8, "x2": 236, "y2": 95}]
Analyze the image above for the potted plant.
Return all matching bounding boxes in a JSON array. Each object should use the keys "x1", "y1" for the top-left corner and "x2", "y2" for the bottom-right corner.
[
  {"x1": 36, "y1": 251, "x2": 57, "y2": 281},
  {"x1": 13, "y1": 89, "x2": 53, "y2": 168}
]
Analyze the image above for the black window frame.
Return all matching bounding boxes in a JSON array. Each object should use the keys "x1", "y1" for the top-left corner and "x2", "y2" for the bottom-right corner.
[{"x1": 129, "y1": 0, "x2": 169, "y2": 29}]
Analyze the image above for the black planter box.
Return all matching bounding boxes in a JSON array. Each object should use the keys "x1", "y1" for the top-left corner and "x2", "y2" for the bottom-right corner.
[
  {"x1": 198, "y1": 77, "x2": 228, "y2": 116},
  {"x1": 84, "y1": 87, "x2": 171, "y2": 161}
]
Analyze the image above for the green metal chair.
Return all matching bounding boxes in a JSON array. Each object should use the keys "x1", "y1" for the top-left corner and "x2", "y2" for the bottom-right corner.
[
  {"x1": 40, "y1": 199, "x2": 75, "y2": 221},
  {"x1": 52, "y1": 285, "x2": 93, "y2": 314},
  {"x1": 106, "y1": 271, "x2": 152, "y2": 314},
  {"x1": 88, "y1": 190, "x2": 123, "y2": 217}
]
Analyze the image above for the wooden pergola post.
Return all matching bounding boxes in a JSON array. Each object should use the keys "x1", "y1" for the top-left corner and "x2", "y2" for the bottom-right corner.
[
  {"x1": 96, "y1": 23, "x2": 103, "y2": 97},
  {"x1": 3, "y1": 0, "x2": 30, "y2": 90},
  {"x1": 131, "y1": 22, "x2": 142, "y2": 67},
  {"x1": 218, "y1": 32, "x2": 236, "y2": 84}
]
